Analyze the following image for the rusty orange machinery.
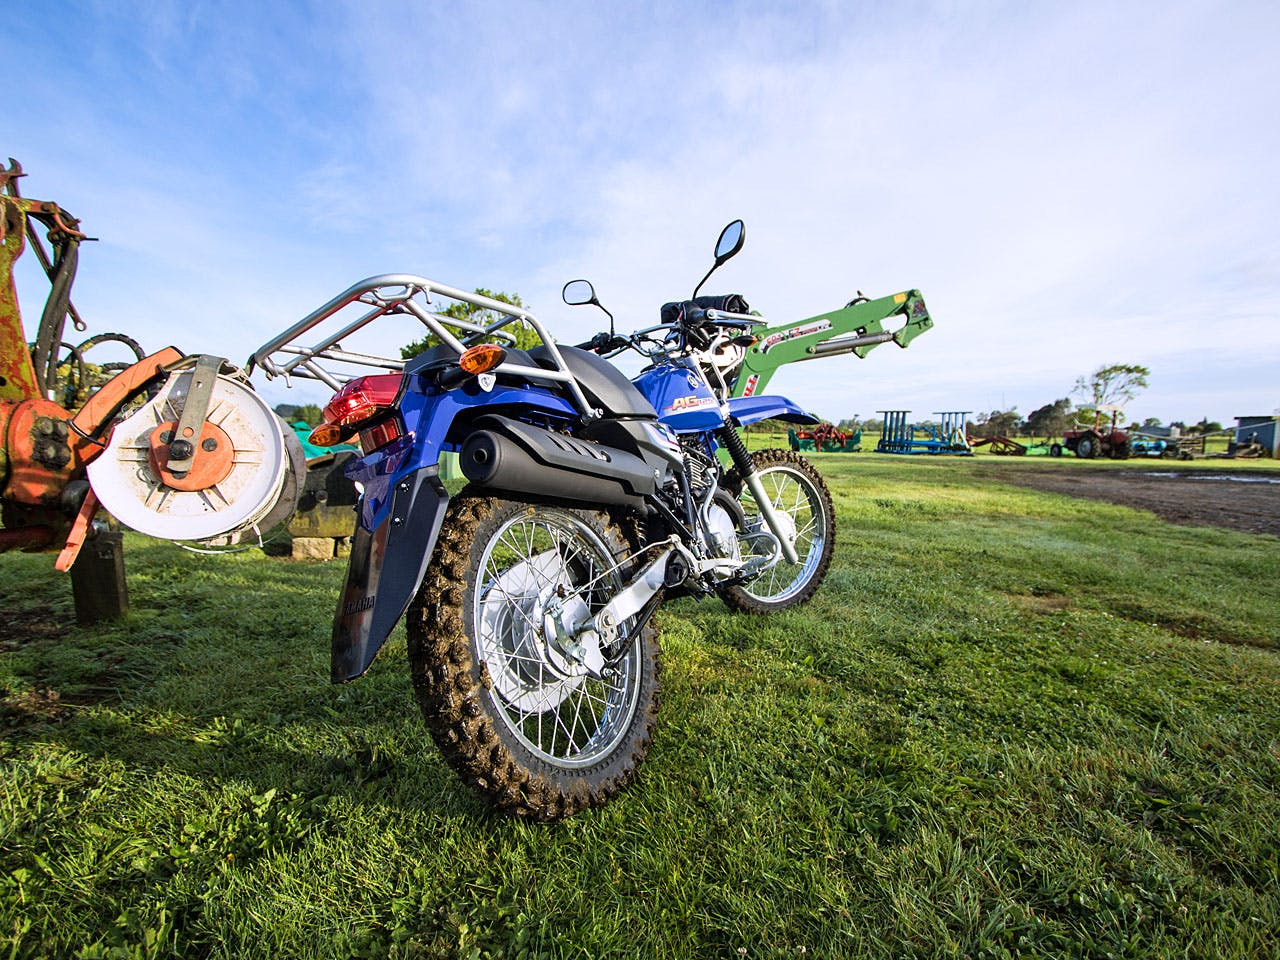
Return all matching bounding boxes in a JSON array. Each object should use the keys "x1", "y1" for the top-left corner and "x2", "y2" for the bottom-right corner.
[
  {"x1": 0, "y1": 348, "x2": 184, "y2": 563},
  {"x1": 1, "y1": 158, "x2": 188, "y2": 565}
]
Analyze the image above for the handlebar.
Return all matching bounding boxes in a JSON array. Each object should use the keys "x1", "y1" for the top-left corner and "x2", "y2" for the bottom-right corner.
[
  {"x1": 704, "y1": 308, "x2": 767, "y2": 327},
  {"x1": 574, "y1": 331, "x2": 631, "y2": 353},
  {"x1": 575, "y1": 300, "x2": 768, "y2": 359}
]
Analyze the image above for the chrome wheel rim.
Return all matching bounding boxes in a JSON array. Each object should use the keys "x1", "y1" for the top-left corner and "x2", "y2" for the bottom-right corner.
[
  {"x1": 473, "y1": 509, "x2": 640, "y2": 768},
  {"x1": 738, "y1": 465, "x2": 827, "y2": 603}
]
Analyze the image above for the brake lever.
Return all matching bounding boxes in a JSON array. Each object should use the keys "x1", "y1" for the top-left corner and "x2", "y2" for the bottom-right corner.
[{"x1": 575, "y1": 332, "x2": 612, "y2": 352}]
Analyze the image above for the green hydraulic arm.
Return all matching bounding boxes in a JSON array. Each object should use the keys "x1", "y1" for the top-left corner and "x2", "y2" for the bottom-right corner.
[{"x1": 729, "y1": 289, "x2": 933, "y2": 398}]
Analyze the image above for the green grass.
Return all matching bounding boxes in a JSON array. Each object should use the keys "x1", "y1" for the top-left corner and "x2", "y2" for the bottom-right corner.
[{"x1": 2, "y1": 457, "x2": 1278, "y2": 958}]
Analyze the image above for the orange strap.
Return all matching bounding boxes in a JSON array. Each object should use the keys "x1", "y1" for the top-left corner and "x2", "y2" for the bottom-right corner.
[
  {"x1": 54, "y1": 487, "x2": 100, "y2": 572},
  {"x1": 68, "y1": 346, "x2": 184, "y2": 462}
]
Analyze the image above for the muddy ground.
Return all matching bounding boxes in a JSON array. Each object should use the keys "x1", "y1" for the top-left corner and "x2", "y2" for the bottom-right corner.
[{"x1": 992, "y1": 466, "x2": 1280, "y2": 537}]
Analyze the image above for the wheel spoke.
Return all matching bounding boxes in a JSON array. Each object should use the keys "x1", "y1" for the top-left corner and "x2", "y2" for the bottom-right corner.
[
  {"x1": 730, "y1": 460, "x2": 830, "y2": 605},
  {"x1": 463, "y1": 507, "x2": 643, "y2": 767}
]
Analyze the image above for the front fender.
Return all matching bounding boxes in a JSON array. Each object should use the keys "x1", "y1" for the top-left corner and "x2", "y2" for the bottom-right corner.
[
  {"x1": 331, "y1": 465, "x2": 448, "y2": 682},
  {"x1": 727, "y1": 395, "x2": 820, "y2": 428}
]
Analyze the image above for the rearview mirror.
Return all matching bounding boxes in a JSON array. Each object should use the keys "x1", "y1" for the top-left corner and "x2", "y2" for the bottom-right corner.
[
  {"x1": 562, "y1": 279, "x2": 596, "y2": 306},
  {"x1": 714, "y1": 220, "x2": 745, "y2": 264}
]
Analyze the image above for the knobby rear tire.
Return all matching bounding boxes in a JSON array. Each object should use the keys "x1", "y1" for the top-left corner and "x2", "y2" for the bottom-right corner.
[{"x1": 405, "y1": 494, "x2": 661, "y2": 820}]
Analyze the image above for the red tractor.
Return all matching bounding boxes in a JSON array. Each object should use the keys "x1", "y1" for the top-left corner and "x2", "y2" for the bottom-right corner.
[{"x1": 1056, "y1": 404, "x2": 1130, "y2": 459}]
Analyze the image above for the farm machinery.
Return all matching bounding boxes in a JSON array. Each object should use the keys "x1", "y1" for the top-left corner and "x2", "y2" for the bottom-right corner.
[
  {"x1": 1055, "y1": 405, "x2": 1191, "y2": 460},
  {"x1": 876, "y1": 410, "x2": 973, "y2": 455},
  {"x1": 1, "y1": 160, "x2": 310, "y2": 619},
  {"x1": 788, "y1": 422, "x2": 862, "y2": 452},
  {"x1": 1057, "y1": 405, "x2": 1133, "y2": 459},
  {"x1": 714, "y1": 289, "x2": 933, "y2": 400}
]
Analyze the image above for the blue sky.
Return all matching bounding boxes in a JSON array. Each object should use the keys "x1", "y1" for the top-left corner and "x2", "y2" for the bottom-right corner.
[{"x1": 8, "y1": 1, "x2": 1278, "y2": 425}]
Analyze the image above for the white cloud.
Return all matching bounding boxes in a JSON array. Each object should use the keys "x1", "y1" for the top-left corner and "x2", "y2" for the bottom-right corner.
[{"x1": 5, "y1": 0, "x2": 1277, "y2": 425}]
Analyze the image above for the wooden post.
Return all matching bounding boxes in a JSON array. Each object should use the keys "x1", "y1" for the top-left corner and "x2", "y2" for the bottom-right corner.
[{"x1": 69, "y1": 530, "x2": 128, "y2": 624}]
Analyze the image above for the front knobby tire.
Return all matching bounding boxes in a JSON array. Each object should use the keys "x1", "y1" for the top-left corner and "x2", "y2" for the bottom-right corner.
[
  {"x1": 718, "y1": 448, "x2": 836, "y2": 614},
  {"x1": 406, "y1": 495, "x2": 660, "y2": 820}
]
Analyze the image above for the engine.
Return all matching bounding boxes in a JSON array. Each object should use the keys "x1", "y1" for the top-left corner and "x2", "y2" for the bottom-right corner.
[
  {"x1": 678, "y1": 436, "x2": 741, "y2": 562},
  {"x1": 679, "y1": 436, "x2": 718, "y2": 500}
]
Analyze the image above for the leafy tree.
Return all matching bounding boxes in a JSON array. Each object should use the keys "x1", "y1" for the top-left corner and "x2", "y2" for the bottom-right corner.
[
  {"x1": 1142, "y1": 416, "x2": 1162, "y2": 427},
  {"x1": 970, "y1": 409, "x2": 1021, "y2": 439},
  {"x1": 293, "y1": 403, "x2": 323, "y2": 426},
  {"x1": 1191, "y1": 418, "x2": 1223, "y2": 435},
  {"x1": 401, "y1": 289, "x2": 537, "y2": 359},
  {"x1": 1024, "y1": 398, "x2": 1072, "y2": 439},
  {"x1": 1073, "y1": 363, "x2": 1150, "y2": 412}
]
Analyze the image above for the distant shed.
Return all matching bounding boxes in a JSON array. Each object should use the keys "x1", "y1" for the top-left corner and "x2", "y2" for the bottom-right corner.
[{"x1": 1234, "y1": 416, "x2": 1279, "y2": 456}]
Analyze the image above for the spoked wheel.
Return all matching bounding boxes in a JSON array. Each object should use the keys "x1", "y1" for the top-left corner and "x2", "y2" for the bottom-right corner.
[
  {"x1": 718, "y1": 448, "x2": 836, "y2": 614},
  {"x1": 406, "y1": 496, "x2": 660, "y2": 820}
]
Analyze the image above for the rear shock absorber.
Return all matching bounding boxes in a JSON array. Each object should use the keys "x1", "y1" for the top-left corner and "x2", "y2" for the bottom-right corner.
[{"x1": 717, "y1": 425, "x2": 799, "y2": 564}]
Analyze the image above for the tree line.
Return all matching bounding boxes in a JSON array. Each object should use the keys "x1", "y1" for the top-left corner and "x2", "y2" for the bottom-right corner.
[{"x1": 804, "y1": 363, "x2": 1232, "y2": 439}]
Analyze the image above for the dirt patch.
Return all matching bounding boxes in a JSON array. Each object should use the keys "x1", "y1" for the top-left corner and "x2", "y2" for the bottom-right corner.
[
  {"x1": 0, "y1": 603, "x2": 67, "y2": 650},
  {"x1": 1008, "y1": 592, "x2": 1072, "y2": 614},
  {"x1": 993, "y1": 467, "x2": 1280, "y2": 536},
  {"x1": 1, "y1": 686, "x2": 71, "y2": 727}
]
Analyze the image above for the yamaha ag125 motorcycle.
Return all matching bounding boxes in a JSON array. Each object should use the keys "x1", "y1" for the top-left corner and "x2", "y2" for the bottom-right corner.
[{"x1": 247, "y1": 220, "x2": 834, "y2": 819}]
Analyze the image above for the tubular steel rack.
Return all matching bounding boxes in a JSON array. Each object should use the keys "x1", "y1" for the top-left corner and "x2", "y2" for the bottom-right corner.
[
  {"x1": 875, "y1": 410, "x2": 973, "y2": 456},
  {"x1": 248, "y1": 275, "x2": 594, "y2": 417}
]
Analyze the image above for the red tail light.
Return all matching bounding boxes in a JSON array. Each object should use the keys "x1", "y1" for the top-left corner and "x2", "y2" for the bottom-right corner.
[
  {"x1": 322, "y1": 374, "x2": 405, "y2": 428},
  {"x1": 315, "y1": 373, "x2": 406, "y2": 454}
]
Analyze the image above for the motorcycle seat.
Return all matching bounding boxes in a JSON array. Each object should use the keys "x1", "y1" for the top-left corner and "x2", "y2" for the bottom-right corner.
[{"x1": 529, "y1": 345, "x2": 657, "y2": 419}]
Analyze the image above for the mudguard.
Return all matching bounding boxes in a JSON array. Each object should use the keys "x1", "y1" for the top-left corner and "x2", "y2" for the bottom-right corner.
[
  {"x1": 331, "y1": 465, "x2": 449, "y2": 682},
  {"x1": 727, "y1": 395, "x2": 820, "y2": 428}
]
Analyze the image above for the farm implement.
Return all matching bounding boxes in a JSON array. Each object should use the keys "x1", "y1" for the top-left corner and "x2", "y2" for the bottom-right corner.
[
  {"x1": 967, "y1": 435, "x2": 1059, "y2": 456},
  {"x1": 0, "y1": 160, "x2": 313, "y2": 620},
  {"x1": 969, "y1": 435, "x2": 1030, "y2": 455},
  {"x1": 788, "y1": 422, "x2": 862, "y2": 452},
  {"x1": 876, "y1": 410, "x2": 972, "y2": 456},
  {"x1": 725, "y1": 290, "x2": 933, "y2": 400}
]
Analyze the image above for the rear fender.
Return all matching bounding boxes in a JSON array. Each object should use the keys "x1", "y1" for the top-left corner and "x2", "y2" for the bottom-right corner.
[
  {"x1": 331, "y1": 380, "x2": 579, "y2": 682},
  {"x1": 332, "y1": 464, "x2": 448, "y2": 681},
  {"x1": 727, "y1": 395, "x2": 820, "y2": 428}
]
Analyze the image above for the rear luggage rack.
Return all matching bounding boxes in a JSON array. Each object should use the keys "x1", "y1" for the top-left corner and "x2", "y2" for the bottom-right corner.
[{"x1": 248, "y1": 275, "x2": 593, "y2": 415}]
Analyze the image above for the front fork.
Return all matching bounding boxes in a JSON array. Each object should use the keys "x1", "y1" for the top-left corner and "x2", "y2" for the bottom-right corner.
[{"x1": 718, "y1": 425, "x2": 800, "y2": 564}]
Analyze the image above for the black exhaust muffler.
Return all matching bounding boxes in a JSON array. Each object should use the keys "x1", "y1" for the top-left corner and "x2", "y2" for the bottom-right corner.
[{"x1": 460, "y1": 416, "x2": 656, "y2": 507}]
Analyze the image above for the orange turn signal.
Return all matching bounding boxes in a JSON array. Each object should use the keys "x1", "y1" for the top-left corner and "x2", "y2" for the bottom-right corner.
[
  {"x1": 308, "y1": 423, "x2": 345, "y2": 447},
  {"x1": 459, "y1": 343, "x2": 507, "y2": 376}
]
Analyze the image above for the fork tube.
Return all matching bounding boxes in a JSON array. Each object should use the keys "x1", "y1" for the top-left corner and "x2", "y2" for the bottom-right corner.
[{"x1": 718, "y1": 427, "x2": 799, "y2": 564}]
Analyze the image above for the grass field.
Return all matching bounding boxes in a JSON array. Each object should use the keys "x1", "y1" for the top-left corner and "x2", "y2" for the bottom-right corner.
[{"x1": 2, "y1": 455, "x2": 1278, "y2": 958}]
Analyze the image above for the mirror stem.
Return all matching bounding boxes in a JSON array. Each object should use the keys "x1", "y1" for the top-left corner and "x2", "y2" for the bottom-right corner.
[{"x1": 691, "y1": 263, "x2": 717, "y2": 300}]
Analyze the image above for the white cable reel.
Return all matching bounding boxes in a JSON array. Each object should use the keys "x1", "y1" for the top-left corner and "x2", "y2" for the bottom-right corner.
[{"x1": 87, "y1": 362, "x2": 303, "y2": 545}]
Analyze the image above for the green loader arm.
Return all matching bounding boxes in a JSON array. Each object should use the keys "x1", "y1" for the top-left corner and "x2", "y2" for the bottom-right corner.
[{"x1": 729, "y1": 289, "x2": 932, "y2": 398}]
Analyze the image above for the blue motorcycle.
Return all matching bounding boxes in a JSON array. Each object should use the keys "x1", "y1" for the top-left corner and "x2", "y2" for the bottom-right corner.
[{"x1": 249, "y1": 220, "x2": 834, "y2": 818}]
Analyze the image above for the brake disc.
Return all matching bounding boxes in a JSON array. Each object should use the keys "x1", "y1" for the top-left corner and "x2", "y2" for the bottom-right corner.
[{"x1": 87, "y1": 368, "x2": 297, "y2": 543}]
